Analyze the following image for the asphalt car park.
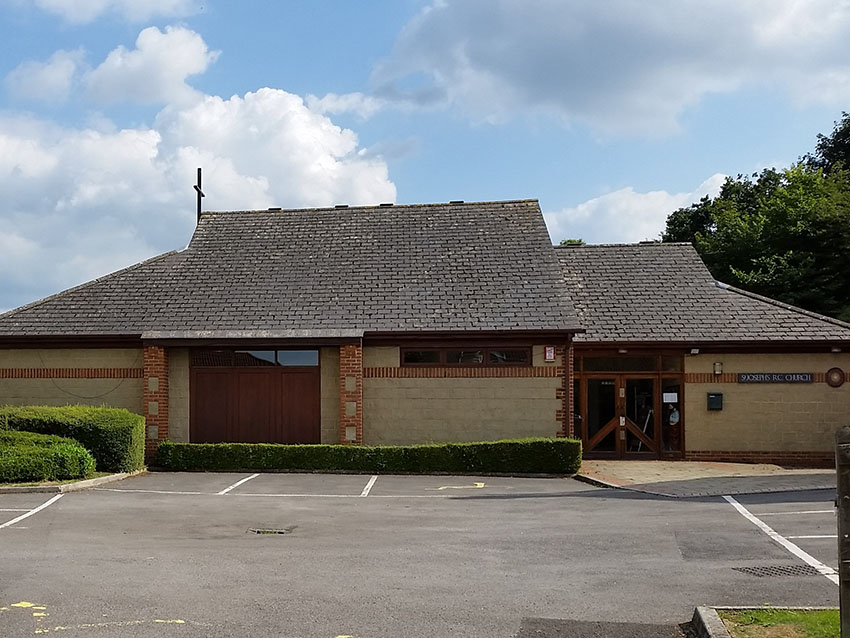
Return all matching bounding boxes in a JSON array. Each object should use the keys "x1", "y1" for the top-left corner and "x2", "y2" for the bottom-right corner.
[{"x1": 0, "y1": 473, "x2": 840, "y2": 638}]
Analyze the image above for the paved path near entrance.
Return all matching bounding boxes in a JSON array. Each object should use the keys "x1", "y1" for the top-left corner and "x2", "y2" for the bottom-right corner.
[{"x1": 578, "y1": 460, "x2": 835, "y2": 497}]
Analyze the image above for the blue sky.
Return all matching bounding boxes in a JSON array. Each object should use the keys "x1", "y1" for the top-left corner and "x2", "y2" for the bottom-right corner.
[{"x1": 1, "y1": 0, "x2": 848, "y2": 312}]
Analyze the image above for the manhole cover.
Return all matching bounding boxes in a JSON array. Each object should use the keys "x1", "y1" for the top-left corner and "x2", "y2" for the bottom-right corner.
[
  {"x1": 732, "y1": 564, "x2": 822, "y2": 578},
  {"x1": 248, "y1": 527, "x2": 294, "y2": 535}
]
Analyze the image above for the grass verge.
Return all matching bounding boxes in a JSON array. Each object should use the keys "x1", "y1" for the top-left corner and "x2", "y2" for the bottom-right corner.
[
  {"x1": 719, "y1": 608, "x2": 838, "y2": 638},
  {"x1": 0, "y1": 471, "x2": 112, "y2": 489}
]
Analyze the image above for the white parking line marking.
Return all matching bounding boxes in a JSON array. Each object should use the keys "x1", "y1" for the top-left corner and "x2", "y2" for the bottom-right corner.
[
  {"x1": 787, "y1": 535, "x2": 837, "y2": 539},
  {"x1": 360, "y1": 475, "x2": 378, "y2": 497},
  {"x1": 217, "y1": 473, "x2": 260, "y2": 495},
  {"x1": 724, "y1": 495, "x2": 838, "y2": 585},
  {"x1": 0, "y1": 494, "x2": 64, "y2": 530},
  {"x1": 0, "y1": 508, "x2": 29, "y2": 512},
  {"x1": 759, "y1": 510, "x2": 834, "y2": 516}
]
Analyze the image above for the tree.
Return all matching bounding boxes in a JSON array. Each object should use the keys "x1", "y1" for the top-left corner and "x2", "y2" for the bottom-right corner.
[
  {"x1": 804, "y1": 111, "x2": 850, "y2": 174},
  {"x1": 559, "y1": 238, "x2": 586, "y2": 246},
  {"x1": 663, "y1": 164, "x2": 850, "y2": 322}
]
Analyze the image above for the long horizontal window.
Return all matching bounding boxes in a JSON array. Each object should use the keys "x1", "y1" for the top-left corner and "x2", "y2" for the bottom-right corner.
[
  {"x1": 191, "y1": 350, "x2": 319, "y2": 367},
  {"x1": 401, "y1": 347, "x2": 531, "y2": 367}
]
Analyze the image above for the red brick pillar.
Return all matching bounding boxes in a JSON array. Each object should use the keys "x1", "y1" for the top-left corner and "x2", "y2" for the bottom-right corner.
[
  {"x1": 555, "y1": 343, "x2": 574, "y2": 438},
  {"x1": 339, "y1": 343, "x2": 363, "y2": 445},
  {"x1": 566, "y1": 343, "x2": 575, "y2": 437},
  {"x1": 143, "y1": 345, "x2": 169, "y2": 461}
]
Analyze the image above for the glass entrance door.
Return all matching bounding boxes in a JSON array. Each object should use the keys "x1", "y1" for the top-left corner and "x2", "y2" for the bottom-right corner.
[
  {"x1": 623, "y1": 377, "x2": 656, "y2": 456},
  {"x1": 581, "y1": 376, "x2": 660, "y2": 458}
]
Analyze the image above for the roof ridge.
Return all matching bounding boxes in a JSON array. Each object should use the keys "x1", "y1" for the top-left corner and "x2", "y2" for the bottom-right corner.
[
  {"x1": 0, "y1": 251, "x2": 180, "y2": 320},
  {"x1": 716, "y1": 281, "x2": 850, "y2": 332},
  {"x1": 201, "y1": 199, "x2": 540, "y2": 215},
  {"x1": 554, "y1": 242, "x2": 694, "y2": 249}
]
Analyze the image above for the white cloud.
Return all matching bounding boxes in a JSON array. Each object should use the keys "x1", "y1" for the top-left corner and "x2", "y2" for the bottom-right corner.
[
  {"x1": 0, "y1": 29, "x2": 396, "y2": 313},
  {"x1": 32, "y1": 0, "x2": 197, "y2": 24},
  {"x1": 373, "y1": 0, "x2": 850, "y2": 134},
  {"x1": 85, "y1": 26, "x2": 218, "y2": 106},
  {"x1": 305, "y1": 92, "x2": 386, "y2": 119},
  {"x1": 5, "y1": 49, "x2": 84, "y2": 103},
  {"x1": 544, "y1": 174, "x2": 726, "y2": 244}
]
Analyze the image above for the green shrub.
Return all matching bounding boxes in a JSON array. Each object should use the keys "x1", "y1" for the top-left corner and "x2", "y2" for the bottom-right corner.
[
  {"x1": 0, "y1": 430, "x2": 95, "y2": 483},
  {"x1": 0, "y1": 405, "x2": 145, "y2": 473},
  {"x1": 157, "y1": 437, "x2": 582, "y2": 474}
]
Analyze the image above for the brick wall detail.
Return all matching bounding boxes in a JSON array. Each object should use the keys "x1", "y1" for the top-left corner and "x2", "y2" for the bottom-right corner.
[
  {"x1": 554, "y1": 345, "x2": 572, "y2": 437},
  {"x1": 684, "y1": 450, "x2": 834, "y2": 468},
  {"x1": 0, "y1": 368, "x2": 142, "y2": 379},
  {"x1": 363, "y1": 366, "x2": 558, "y2": 378},
  {"x1": 143, "y1": 345, "x2": 169, "y2": 458},
  {"x1": 339, "y1": 343, "x2": 363, "y2": 445}
]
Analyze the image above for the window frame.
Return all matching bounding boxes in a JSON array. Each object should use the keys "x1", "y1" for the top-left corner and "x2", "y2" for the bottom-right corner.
[{"x1": 400, "y1": 346, "x2": 533, "y2": 367}]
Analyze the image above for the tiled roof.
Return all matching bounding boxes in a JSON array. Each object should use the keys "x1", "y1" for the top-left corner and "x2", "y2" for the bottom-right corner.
[
  {"x1": 557, "y1": 242, "x2": 850, "y2": 343},
  {"x1": 0, "y1": 200, "x2": 580, "y2": 337}
]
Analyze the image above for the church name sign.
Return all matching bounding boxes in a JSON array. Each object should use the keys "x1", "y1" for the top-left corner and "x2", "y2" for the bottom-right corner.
[{"x1": 737, "y1": 372, "x2": 814, "y2": 383}]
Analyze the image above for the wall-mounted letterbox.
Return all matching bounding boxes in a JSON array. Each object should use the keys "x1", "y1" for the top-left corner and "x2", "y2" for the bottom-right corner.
[{"x1": 707, "y1": 393, "x2": 723, "y2": 411}]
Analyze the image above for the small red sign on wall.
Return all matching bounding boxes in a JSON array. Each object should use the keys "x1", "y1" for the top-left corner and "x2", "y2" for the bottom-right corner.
[{"x1": 544, "y1": 346, "x2": 555, "y2": 362}]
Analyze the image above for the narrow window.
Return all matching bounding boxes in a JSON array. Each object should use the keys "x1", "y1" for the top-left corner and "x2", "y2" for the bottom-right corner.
[
  {"x1": 402, "y1": 350, "x2": 441, "y2": 365},
  {"x1": 277, "y1": 350, "x2": 319, "y2": 366},
  {"x1": 488, "y1": 349, "x2": 530, "y2": 365}
]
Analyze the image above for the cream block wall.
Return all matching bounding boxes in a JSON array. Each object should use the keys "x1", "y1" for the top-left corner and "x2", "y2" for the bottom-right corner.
[
  {"x1": 685, "y1": 352, "x2": 850, "y2": 452},
  {"x1": 168, "y1": 348, "x2": 190, "y2": 442},
  {"x1": 0, "y1": 348, "x2": 144, "y2": 413},
  {"x1": 0, "y1": 348, "x2": 142, "y2": 367},
  {"x1": 362, "y1": 376, "x2": 561, "y2": 445},
  {"x1": 363, "y1": 346, "x2": 399, "y2": 368},
  {"x1": 320, "y1": 347, "x2": 340, "y2": 444}
]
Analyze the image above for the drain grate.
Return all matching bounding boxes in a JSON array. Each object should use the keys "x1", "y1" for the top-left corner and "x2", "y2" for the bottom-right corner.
[
  {"x1": 248, "y1": 527, "x2": 294, "y2": 535},
  {"x1": 732, "y1": 564, "x2": 822, "y2": 578}
]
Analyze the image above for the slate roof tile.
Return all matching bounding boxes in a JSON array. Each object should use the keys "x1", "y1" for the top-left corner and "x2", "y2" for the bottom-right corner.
[
  {"x1": 557, "y1": 242, "x2": 850, "y2": 343},
  {"x1": 0, "y1": 200, "x2": 580, "y2": 337}
]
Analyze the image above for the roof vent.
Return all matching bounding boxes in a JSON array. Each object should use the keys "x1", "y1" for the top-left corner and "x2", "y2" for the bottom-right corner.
[
  {"x1": 334, "y1": 204, "x2": 349, "y2": 209},
  {"x1": 449, "y1": 200, "x2": 464, "y2": 204},
  {"x1": 379, "y1": 202, "x2": 394, "y2": 207},
  {"x1": 268, "y1": 207, "x2": 282, "y2": 211}
]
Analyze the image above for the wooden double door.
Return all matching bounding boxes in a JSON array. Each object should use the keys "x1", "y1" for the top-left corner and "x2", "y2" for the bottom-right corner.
[
  {"x1": 578, "y1": 375, "x2": 683, "y2": 459},
  {"x1": 190, "y1": 366, "x2": 320, "y2": 444}
]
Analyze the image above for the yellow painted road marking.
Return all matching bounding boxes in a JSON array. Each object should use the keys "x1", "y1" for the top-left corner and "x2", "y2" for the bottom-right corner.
[
  {"x1": 433, "y1": 482, "x2": 485, "y2": 491},
  {"x1": 12, "y1": 602, "x2": 36, "y2": 607},
  {"x1": 33, "y1": 612, "x2": 48, "y2": 617},
  {"x1": 154, "y1": 619, "x2": 186, "y2": 624}
]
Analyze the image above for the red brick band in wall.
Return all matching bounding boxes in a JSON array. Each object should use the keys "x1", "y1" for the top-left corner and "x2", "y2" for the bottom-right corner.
[
  {"x1": 685, "y1": 450, "x2": 834, "y2": 468},
  {"x1": 0, "y1": 368, "x2": 143, "y2": 379},
  {"x1": 683, "y1": 371, "x2": 842, "y2": 384},
  {"x1": 363, "y1": 367, "x2": 559, "y2": 378}
]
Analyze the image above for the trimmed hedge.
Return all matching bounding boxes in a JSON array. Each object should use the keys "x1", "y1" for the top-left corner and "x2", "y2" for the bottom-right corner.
[
  {"x1": 0, "y1": 430, "x2": 96, "y2": 483},
  {"x1": 157, "y1": 437, "x2": 582, "y2": 474},
  {"x1": 0, "y1": 405, "x2": 145, "y2": 473}
]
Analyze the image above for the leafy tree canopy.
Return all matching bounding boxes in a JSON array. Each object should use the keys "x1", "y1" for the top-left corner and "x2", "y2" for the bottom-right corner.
[
  {"x1": 559, "y1": 238, "x2": 586, "y2": 245},
  {"x1": 663, "y1": 117, "x2": 850, "y2": 322}
]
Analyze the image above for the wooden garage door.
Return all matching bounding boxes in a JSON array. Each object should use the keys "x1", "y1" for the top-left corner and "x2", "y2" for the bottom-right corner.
[{"x1": 190, "y1": 350, "x2": 321, "y2": 444}]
